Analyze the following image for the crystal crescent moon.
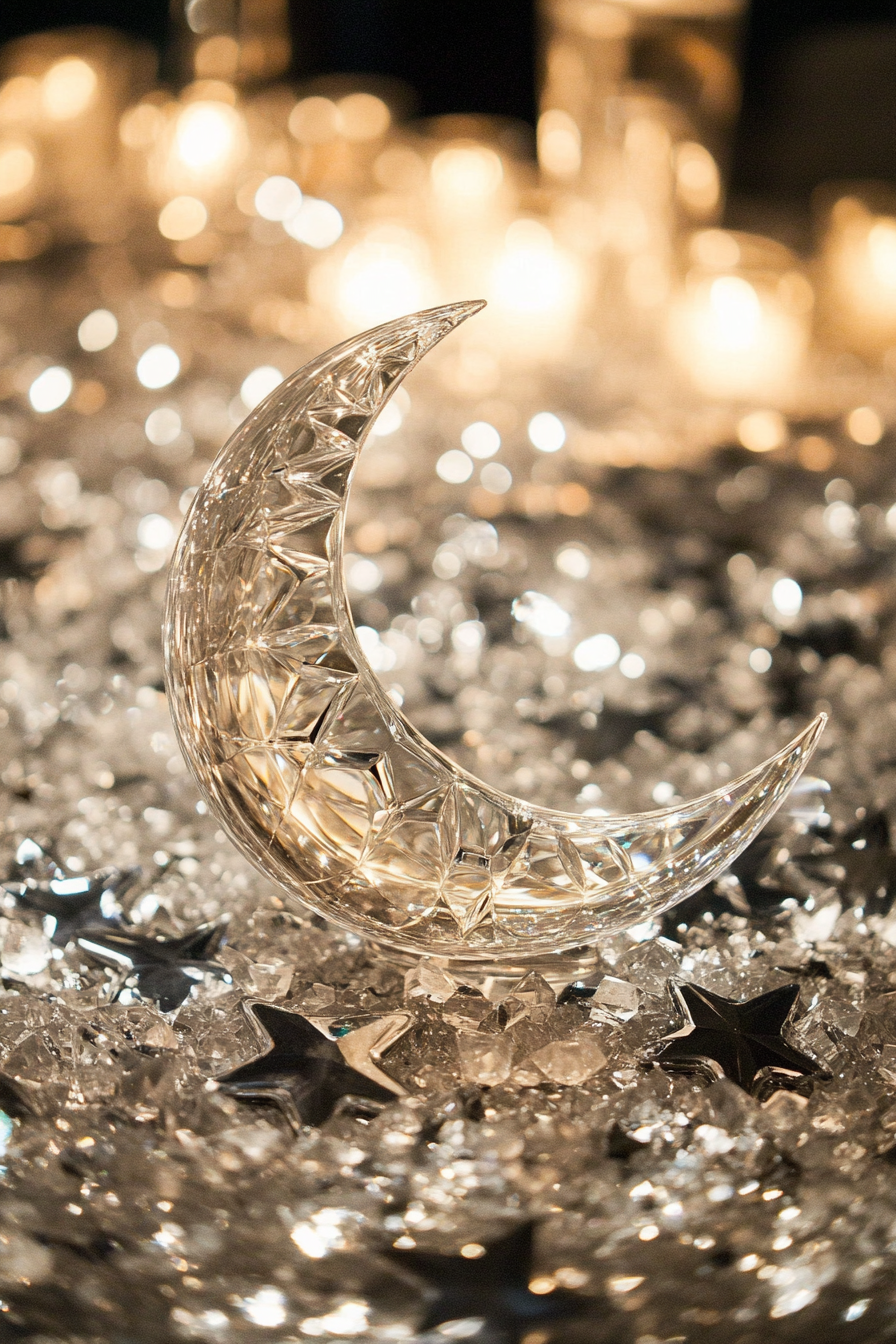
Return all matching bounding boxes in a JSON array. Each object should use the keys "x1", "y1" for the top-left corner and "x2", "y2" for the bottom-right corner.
[{"x1": 164, "y1": 302, "x2": 825, "y2": 963}]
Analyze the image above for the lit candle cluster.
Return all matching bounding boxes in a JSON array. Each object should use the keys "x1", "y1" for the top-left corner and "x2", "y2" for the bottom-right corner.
[{"x1": 1, "y1": 17, "x2": 896, "y2": 452}]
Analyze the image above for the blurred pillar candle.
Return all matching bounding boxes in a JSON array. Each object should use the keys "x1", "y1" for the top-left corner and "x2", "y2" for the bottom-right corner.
[
  {"x1": 119, "y1": 79, "x2": 252, "y2": 269},
  {"x1": 820, "y1": 192, "x2": 896, "y2": 360},
  {"x1": 668, "y1": 230, "x2": 813, "y2": 401},
  {"x1": 541, "y1": 90, "x2": 722, "y2": 354},
  {"x1": 0, "y1": 82, "x2": 41, "y2": 224},
  {"x1": 538, "y1": 0, "x2": 744, "y2": 191},
  {"x1": 427, "y1": 138, "x2": 511, "y2": 298},
  {"x1": 284, "y1": 87, "x2": 394, "y2": 197},
  {"x1": 169, "y1": 0, "x2": 291, "y2": 86},
  {"x1": 0, "y1": 29, "x2": 154, "y2": 240},
  {"x1": 587, "y1": 92, "x2": 681, "y2": 342}
]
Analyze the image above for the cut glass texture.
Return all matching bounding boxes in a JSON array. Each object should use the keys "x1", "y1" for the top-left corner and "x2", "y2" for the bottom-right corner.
[{"x1": 165, "y1": 302, "x2": 825, "y2": 962}]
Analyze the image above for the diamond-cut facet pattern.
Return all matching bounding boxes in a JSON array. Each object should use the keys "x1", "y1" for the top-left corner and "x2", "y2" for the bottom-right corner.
[{"x1": 165, "y1": 302, "x2": 826, "y2": 960}]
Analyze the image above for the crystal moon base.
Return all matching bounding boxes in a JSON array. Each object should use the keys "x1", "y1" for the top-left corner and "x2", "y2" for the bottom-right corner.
[{"x1": 164, "y1": 302, "x2": 825, "y2": 963}]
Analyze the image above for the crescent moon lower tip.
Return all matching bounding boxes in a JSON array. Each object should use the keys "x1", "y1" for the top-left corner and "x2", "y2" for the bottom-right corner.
[
  {"x1": 777, "y1": 711, "x2": 826, "y2": 768},
  {"x1": 803, "y1": 711, "x2": 828, "y2": 748},
  {"x1": 766, "y1": 711, "x2": 826, "y2": 792}
]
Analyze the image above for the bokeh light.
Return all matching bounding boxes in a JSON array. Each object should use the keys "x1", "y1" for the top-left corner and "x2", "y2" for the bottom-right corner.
[
  {"x1": 283, "y1": 197, "x2": 343, "y2": 249},
  {"x1": 137, "y1": 345, "x2": 180, "y2": 389},
  {"x1": 537, "y1": 109, "x2": 581, "y2": 179},
  {"x1": 333, "y1": 227, "x2": 431, "y2": 327},
  {"x1": 436, "y1": 449, "x2": 474, "y2": 484},
  {"x1": 145, "y1": 408, "x2": 182, "y2": 446},
  {"x1": 771, "y1": 577, "x2": 803, "y2": 617},
  {"x1": 254, "y1": 176, "x2": 302, "y2": 222},
  {"x1": 513, "y1": 590, "x2": 571, "y2": 639},
  {"x1": 288, "y1": 97, "x2": 340, "y2": 143},
  {"x1": 168, "y1": 100, "x2": 244, "y2": 187},
  {"x1": 29, "y1": 366, "x2": 72, "y2": 413},
  {"x1": 0, "y1": 141, "x2": 35, "y2": 200},
  {"x1": 78, "y1": 309, "x2": 118, "y2": 352},
  {"x1": 338, "y1": 93, "x2": 390, "y2": 141},
  {"x1": 431, "y1": 143, "x2": 503, "y2": 205},
  {"x1": 158, "y1": 196, "x2": 208, "y2": 241},
  {"x1": 480, "y1": 462, "x2": 512, "y2": 494},
  {"x1": 574, "y1": 633, "x2": 621, "y2": 672},
  {"x1": 461, "y1": 421, "x2": 501, "y2": 458},
  {"x1": 240, "y1": 366, "x2": 283, "y2": 410},
  {"x1": 137, "y1": 513, "x2": 175, "y2": 550},
  {"x1": 528, "y1": 412, "x2": 566, "y2": 453}
]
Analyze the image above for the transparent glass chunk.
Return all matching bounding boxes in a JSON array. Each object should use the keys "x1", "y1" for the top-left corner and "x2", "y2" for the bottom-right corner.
[
  {"x1": 617, "y1": 940, "x2": 682, "y2": 997},
  {"x1": 589, "y1": 976, "x2": 640, "y2": 1022},
  {"x1": 165, "y1": 303, "x2": 826, "y2": 963},
  {"x1": 1, "y1": 922, "x2": 52, "y2": 978},
  {"x1": 404, "y1": 959, "x2": 458, "y2": 1002},
  {"x1": 527, "y1": 1033, "x2": 608, "y2": 1085},
  {"x1": 442, "y1": 987, "x2": 492, "y2": 1031},
  {"x1": 502, "y1": 971, "x2": 556, "y2": 1024},
  {"x1": 456, "y1": 1031, "x2": 513, "y2": 1086}
]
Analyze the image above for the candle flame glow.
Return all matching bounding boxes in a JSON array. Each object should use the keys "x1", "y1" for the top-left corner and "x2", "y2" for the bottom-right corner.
[
  {"x1": 331, "y1": 227, "x2": 433, "y2": 328},
  {"x1": 174, "y1": 101, "x2": 239, "y2": 173},
  {"x1": 431, "y1": 143, "x2": 503, "y2": 204},
  {"x1": 867, "y1": 221, "x2": 896, "y2": 289},
  {"x1": 538, "y1": 110, "x2": 582, "y2": 179},
  {"x1": 705, "y1": 276, "x2": 762, "y2": 352},
  {"x1": 671, "y1": 235, "x2": 811, "y2": 400},
  {"x1": 41, "y1": 58, "x2": 97, "y2": 121}
]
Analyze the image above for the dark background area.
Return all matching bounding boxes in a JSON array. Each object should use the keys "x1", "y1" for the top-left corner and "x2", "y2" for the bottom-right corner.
[{"x1": 2, "y1": 1, "x2": 896, "y2": 204}]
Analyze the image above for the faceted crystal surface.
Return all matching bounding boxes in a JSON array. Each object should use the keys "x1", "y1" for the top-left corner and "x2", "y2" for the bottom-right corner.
[{"x1": 165, "y1": 304, "x2": 825, "y2": 961}]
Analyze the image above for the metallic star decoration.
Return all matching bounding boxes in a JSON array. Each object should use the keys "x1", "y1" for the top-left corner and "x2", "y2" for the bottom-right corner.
[
  {"x1": 4, "y1": 838, "x2": 140, "y2": 946},
  {"x1": 386, "y1": 1220, "x2": 585, "y2": 1343},
  {"x1": 653, "y1": 982, "x2": 824, "y2": 1095},
  {"x1": 76, "y1": 922, "x2": 231, "y2": 1013},
  {"x1": 216, "y1": 1002, "x2": 411, "y2": 1129},
  {"x1": 801, "y1": 810, "x2": 896, "y2": 914}
]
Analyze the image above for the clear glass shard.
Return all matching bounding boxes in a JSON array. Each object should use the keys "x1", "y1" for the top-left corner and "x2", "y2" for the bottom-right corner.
[
  {"x1": 589, "y1": 976, "x2": 640, "y2": 1021},
  {"x1": 527, "y1": 1033, "x2": 607, "y2": 1086},
  {"x1": 404, "y1": 959, "x2": 458, "y2": 1002},
  {"x1": 456, "y1": 1031, "x2": 513, "y2": 1086},
  {"x1": 503, "y1": 971, "x2": 556, "y2": 1022}
]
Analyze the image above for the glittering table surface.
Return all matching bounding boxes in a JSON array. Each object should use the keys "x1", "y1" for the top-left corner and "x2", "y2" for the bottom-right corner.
[{"x1": 5, "y1": 230, "x2": 896, "y2": 1344}]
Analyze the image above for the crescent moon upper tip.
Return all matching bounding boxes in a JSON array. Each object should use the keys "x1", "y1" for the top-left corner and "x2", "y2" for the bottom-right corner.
[{"x1": 430, "y1": 298, "x2": 487, "y2": 321}]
